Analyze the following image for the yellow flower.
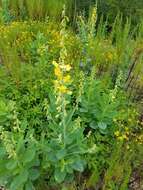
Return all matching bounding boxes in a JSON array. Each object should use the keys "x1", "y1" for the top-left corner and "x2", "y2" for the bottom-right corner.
[
  {"x1": 122, "y1": 134, "x2": 128, "y2": 140},
  {"x1": 53, "y1": 80, "x2": 59, "y2": 87},
  {"x1": 106, "y1": 52, "x2": 113, "y2": 61},
  {"x1": 52, "y1": 61, "x2": 58, "y2": 67},
  {"x1": 125, "y1": 127, "x2": 129, "y2": 131},
  {"x1": 63, "y1": 75, "x2": 71, "y2": 83},
  {"x1": 118, "y1": 136, "x2": 124, "y2": 141},
  {"x1": 60, "y1": 64, "x2": 71, "y2": 71},
  {"x1": 57, "y1": 85, "x2": 72, "y2": 95},
  {"x1": 54, "y1": 67, "x2": 62, "y2": 78},
  {"x1": 58, "y1": 85, "x2": 68, "y2": 93},
  {"x1": 117, "y1": 134, "x2": 128, "y2": 141},
  {"x1": 114, "y1": 131, "x2": 120, "y2": 137},
  {"x1": 126, "y1": 131, "x2": 129, "y2": 135}
]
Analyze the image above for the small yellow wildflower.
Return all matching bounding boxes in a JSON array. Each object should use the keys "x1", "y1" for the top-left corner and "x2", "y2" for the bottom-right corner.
[
  {"x1": 118, "y1": 136, "x2": 124, "y2": 141},
  {"x1": 114, "y1": 131, "x2": 120, "y2": 137},
  {"x1": 125, "y1": 127, "x2": 129, "y2": 131},
  {"x1": 122, "y1": 134, "x2": 128, "y2": 140},
  {"x1": 116, "y1": 133, "x2": 129, "y2": 141},
  {"x1": 107, "y1": 52, "x2": 113, "y2": 60},
  {"x1": 126, "y1": 131, "x2": 129, "y2": 135}
]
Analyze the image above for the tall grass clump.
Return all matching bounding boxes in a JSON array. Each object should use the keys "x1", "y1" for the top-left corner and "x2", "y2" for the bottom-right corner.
[{"x1": 0, "y1": 0, "x2": 73, "y2": 20}]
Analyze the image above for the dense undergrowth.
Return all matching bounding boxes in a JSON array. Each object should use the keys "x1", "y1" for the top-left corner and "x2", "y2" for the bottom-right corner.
[
  {"x1": 0, "y1": 3, "x2": 143, "y2": 190},
  {"x1": 1, "y1": 0, "x2": 143, "y2": 25}
]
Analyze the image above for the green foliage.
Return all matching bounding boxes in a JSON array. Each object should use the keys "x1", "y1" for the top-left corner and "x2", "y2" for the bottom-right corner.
[
  {"x1": 0, "y1": 0, "x2": 72, "y2": 21},
  {"x1": 97, "y1": 0, "x2": 143, "y2": 25},
  {"x1": 1, "y1": 0, "x2": 143, "y2": 26},
  {"x1": 0, "y1": 5, "x2": 143, "y2": 190}
]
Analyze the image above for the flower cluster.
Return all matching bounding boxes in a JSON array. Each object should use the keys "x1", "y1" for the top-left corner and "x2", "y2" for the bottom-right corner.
[
  {"x1": 15, "y1": 31, "x2": 33, "y2": 48},
  {"x1": 0, "y1": 131, "x2": 16, "y2": 158},
  {"x1": 53, "y1": 61, "x2": 72, "y2": 95},
  {"x1": 105, "y1": 51, "x2": 113, "y2": 62},
  {"x1": 88, "y1": 6, "x2": 97, "y2": 39},
  {"x1": 37, "y1": 44, "x2": 49, "y2": 57},
  {"x1": 135, "y1": 134, "x2": 143, "y2": 144},
  {"x1": 114, "y1": 127, "x2": 129, "y2": 141},
  {"x1": 52, "y1": 7, "x2": 72, "y2": 116}
]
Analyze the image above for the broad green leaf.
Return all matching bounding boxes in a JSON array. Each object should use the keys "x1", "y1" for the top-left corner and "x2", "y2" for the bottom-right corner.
[
  {"x1": 0, "y1": 160, "x2": 10, "y2": 176},
  {"x1": 6, "y1": 160, "x2": 17, "y2": 170},
  {"x1": 23, "y1": 147, "x2": 36, "y2": 164},
  {"x1": 56, "y1": 149, "x2": 67, "y2": 160},
  {"x1": 29, "y1": 168, "x2": 40, "y2": 181},
  {"x1": 98, "y1": 122, "x2": 107, "y2": 130},
  {"x1": 10, "y1": 169, "x2": 28, "y2": 190},
  {"x1": 80, "y1": 108, "x2": 88, "y2": 113},
  {"x1": 54, "y1": 168, "x2": 66, "y2": 183},
  {"x1": 0, "y1": 147, "x2": 6, "y2": 158},
  {"x1": 90, "y1": 121, "x2": 97, "y2": 129},
  {"x1": 72, "y1": 160, "x2": 85, "y2": 172},
  {"x1": 16, "y1": 136, "x2": 25, "y2": 154},
  {"x1": 25, "y1": 181, "x2": 34, "y2": 190},
  {"x1": 21, "y1": 119, "x2": 28, "y2": 130}
]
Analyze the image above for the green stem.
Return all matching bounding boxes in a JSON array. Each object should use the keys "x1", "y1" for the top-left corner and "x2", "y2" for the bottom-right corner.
[{"x1": 62, "y1": 98, "x2": 66, "y2": 148}]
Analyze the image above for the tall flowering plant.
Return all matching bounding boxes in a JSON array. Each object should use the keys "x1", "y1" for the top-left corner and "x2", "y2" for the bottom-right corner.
[{"x1": 44, "y1": 7, "x2": 96, "y2": 184}]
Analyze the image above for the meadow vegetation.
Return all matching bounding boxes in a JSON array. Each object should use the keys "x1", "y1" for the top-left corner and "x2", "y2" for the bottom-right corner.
[{"x1": 0, "y1": 1, "x2": 143, "y2": 190}]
